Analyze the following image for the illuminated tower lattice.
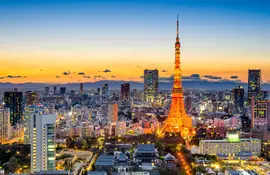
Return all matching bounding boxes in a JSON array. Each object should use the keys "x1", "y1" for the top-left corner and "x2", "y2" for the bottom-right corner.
[{"x1": 158, "y1": 16, "x2": 195, "y2": 147}]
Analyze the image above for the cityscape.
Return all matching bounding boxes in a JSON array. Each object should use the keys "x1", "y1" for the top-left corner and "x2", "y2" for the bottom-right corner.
[{"x1": 0, "y1": 0, "x2": 270, "y2": 175}]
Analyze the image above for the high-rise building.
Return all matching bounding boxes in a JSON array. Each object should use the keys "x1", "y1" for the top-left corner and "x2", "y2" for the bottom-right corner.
[
  {"x1": 102, "y1": 84, "x2": 109, "y2": 96},
  {"x1": 45, "y1": 86, "x2": 50, "y2": 95},
  {"x1": 144, "y1": 69, "x2": 158, "y2": 103},
  {"x1": 80, "y1": 83, "x2": 84, "y2": 93},
  {"x1": 26, "y1": 91, "x2": 39, "y2": 106},
  {"x1": 251, "y1": 99, "x2": 270, "y2": 140},
  {"x1": 232, "y1": 86, "x2": 244, "y2": 113},
  {"x1": 24, "y1": 105, "x2": 36, "y2": 144},
  {"x1": 4, "y1": 91, "x2": 23, "y2": 126},
  {"x1": 158, "y1": 16, "x2": 195, "y2": 147},
  {"x1": 53, "y1": 86, "x2": 57, "y2": 94},
  {"x1": 121, "y1": 83, "x2": 130, "y2": 101},
  {"x1": 0, "y1": 108, "x2": 11, "y2": 144},
  {"x1": 60, "y1": 87, "x2": 66, "y2": 95},
  {"x1": 108, "y1": 103, "x2": 118, "y2": 123},
  {"x1": 248, "y1": 69, "x2": 261, "y2": 104},
  {"x1": 97, "y1": 88, "x2": 101, "y2": 95},
  {"x1": 30, "y1": 107, "x2": 57, "y2": 173}
]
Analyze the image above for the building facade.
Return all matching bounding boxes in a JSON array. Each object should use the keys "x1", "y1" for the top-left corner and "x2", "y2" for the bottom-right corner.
[
  {"x1": 232, "y1": 86, "x2": 244, "y2": 113},
  {"x1": 251, "y1": 100, "x2": 270, "y2": 141},
  {"x1": 108, "y1": 103, "x2": 118, "y2": 123},
  {"x1": 0, "y1": 108, "x2": 11, "y2": 143},
  {"x1": 4, "y1": 91, "x2": 23, "y2": 126},
  {"x1": 121, "y1": 83, "x2": 130, "y2": 101},
  {"x1": 199, "y1": 132, "x2": 261, "y2": 159},
  {"x1": 26, "y1": 91, "x2": 39, "y2": 106},
  {"x1": 248, "y1": 69, "x2": 261, "y2": 104},
  {"x1": 30, "y1": 107, "x2": 57, "y2": 173},
  {"x1": 144, "y1": 69, "x2": 158, "y2": 103}
]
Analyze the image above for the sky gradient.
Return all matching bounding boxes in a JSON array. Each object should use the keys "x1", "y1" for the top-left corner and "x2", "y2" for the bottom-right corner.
[{"x1": 0, "y1": 0, "x2": 270, "y2": 83}]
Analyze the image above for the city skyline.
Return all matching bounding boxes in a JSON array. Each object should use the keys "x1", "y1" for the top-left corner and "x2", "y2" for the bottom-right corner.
[{"x1": 1, "y1": 0, "x2": 270, "y2": 84}]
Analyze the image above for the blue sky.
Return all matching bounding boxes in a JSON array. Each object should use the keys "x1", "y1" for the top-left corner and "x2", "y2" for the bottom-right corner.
[{"x1": 0, "y1": 0, "x2": 269, "y2": 83}]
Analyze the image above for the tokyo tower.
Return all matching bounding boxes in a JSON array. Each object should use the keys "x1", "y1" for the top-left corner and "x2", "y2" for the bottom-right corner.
[{"x1": 158, "y1": 15, "x2": 195, "y2": 146}]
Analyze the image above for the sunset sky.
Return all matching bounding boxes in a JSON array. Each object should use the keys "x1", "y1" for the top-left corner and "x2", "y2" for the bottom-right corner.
[{"x1": 0, "y1": 0, "x2": 269, "y2": 84}]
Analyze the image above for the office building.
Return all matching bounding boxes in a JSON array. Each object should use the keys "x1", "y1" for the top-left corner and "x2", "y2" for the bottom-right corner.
[
  {"x1": 60, "y1": 87, "x2": 66, "y2": 95},
  {"x1": 199, "y1": 132, "x2": 261, "y2": 159},
  {"x1": 144, "y1": 69, "x2": 158, "y2": 103},
  {"x1": 102, "y1": 84, "x2": 109, "y2": 96},
  {"x1": 121, "y1": 83, "x2": 130, "y2": 101},
  {"x1": 53, "y1": 86, "x2": 57, "y2": 94},
  {"x1": 26, "y1": 91, "x2": 39, "y2": 106},
  {"x1": 0, "y1": 108, "x2": 11, "y2": 143},
  {"x1": 248, "y1": 69, "x2": 261, "y2": 104},
  {"x1": 108, "y1": 103, "x2": 118, "y2": 123},
  {"x1": 4, "y1": 91, "x2": 23, "y2": 126},
  {"x1": 232, "y1": 86, "x2": 244, "y2": 113},
  {"x1": 251, "y1": 99, "x2": 270, "y2": 140},
  {"x1": 24, "y1": 105, "x2": 36, "y2": 144},
  {"x1": 30, "y1": 107, "x2": 57, "y2": 172},
  {"x1": 80, "y1": 83, "x2": 84, "y2": 93},
  {"x1": 97, "y1": 88, "x2": 101, "y2": 95},
  {"x1": 45, "y1": 86, "x2": 50, "y2": 95}
]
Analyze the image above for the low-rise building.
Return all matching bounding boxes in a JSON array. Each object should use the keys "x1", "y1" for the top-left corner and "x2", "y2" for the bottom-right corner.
[
  {"x1": 199, "y1": 131, "x2": 261, "y2": 159},
  {"x1": 134, "y1": 144, "x2": 158, "y2": 164}
]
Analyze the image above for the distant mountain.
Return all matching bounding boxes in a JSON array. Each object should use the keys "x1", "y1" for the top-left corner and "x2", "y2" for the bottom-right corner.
[{"x1": 0, "y1": 80, "x2": 269, "y2": 91}]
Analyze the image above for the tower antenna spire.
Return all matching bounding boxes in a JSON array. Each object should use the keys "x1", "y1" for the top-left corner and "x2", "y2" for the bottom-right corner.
[{"x1": 177, "y1": 14, "x2": 179, "y2": 38}]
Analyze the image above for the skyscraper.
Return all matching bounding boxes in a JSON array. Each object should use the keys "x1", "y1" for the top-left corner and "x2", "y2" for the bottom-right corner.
[
  {"x1": 80, "y1": 83, "x2": 84, "y2": 93},
  {"x1": 4, "y1": 91, "x2": 23, "y2": 126},
  {"x1": 232, "y1": 86, "x2": 245, "y2": 113},
  {"x1": 60, "y1": 87, "x2": 66, "y2": 95},
  {"x1": 0, "y1": 108, "x2": 11, "y2": 144},
  {"x1": 248, "y1": 69, "x2": 261, "y2": 104},
  {"x1": 30, "y1": 107, "x2": 57, "y2": 172},
  {"x1": 144, "y1": 69, "x2": 158, "y2": 103},
  {"x1": 108, "y1": 103, "x2": 118, "y2": 123},
  {"x1": 53, "y1": 86, "x2": 57, "y2": 94},
  {"x1": 24, "y1": 105, "x2": 36, "y2": 144},
  {"x1": 158, "y1": 16, "x2": 195, "y2": 147},
  {"x1": 45, "y1": 86, "x2": 50, "y2": 95},
  {"x1": 26, "y1": 91, "x2": 39, "y2": 106},
  {"x1": 251, "y1": 99, "x2": 270, "y2": 141},
  {"x1": 102, "y1": 84, "x2": 109, "y2": 96},
  {"x1": 121, "y1": 83, "x2": 130, "y2": 101}
]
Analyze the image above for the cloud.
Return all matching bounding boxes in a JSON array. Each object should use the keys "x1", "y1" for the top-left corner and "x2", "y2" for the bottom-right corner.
[
  {"x1": 111, "y1": 76, "x2": 116, "y2": 78},
  {"x1": 83, "y1": 76, "x2": 91, "y2": 78},
  {"x1": 162, "y1": 70, "x2": 168, "y2": 72},
  {"x1": 230, "y1": 76, "x2": 238, "y2": 79},
  {"x1": 140, "y1": 76, "x2": 144, "y2": 79},
  {"x1": 0, "y1": 77, "x2": 4, "y2": 79},
  {"x1": 94, "y1": 75, "x2": 102, "y2": 78},
  {"x1": 63, "y1": 71, "x2": 71, "y2": 76},
  {"x1": 159, "y1": 75, "x2": 174, "y2": 82},
  {"x1": 103, "y1": 69, "x2": 111, "y2": 73},
  {"x1": 78, "y1": 72, "x2": 85, "y2": 75},
  {"x1": 183, "y1": 74, "x2": 200, "y2": 80},
  {"x1": 6, "y1": 75, "x2": 27, "y2": 78},
  {"x1": 203, "y1": 75, "x2": 222, "y2": 80},
  {"x1": 56, "y1": 76, "x2": 60, "y2": 78}
]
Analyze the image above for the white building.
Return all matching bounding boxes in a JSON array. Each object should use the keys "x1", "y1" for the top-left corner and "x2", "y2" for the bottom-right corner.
[
  {"x1": 0, "y1": 108, "x2": 11, "y2": 143},
  {"x1": 30, "y1": 106, "x2": 57, "y2": 173},
  {"x1": 199, "y1": 132, "x2": 261, "y2": 159}
]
